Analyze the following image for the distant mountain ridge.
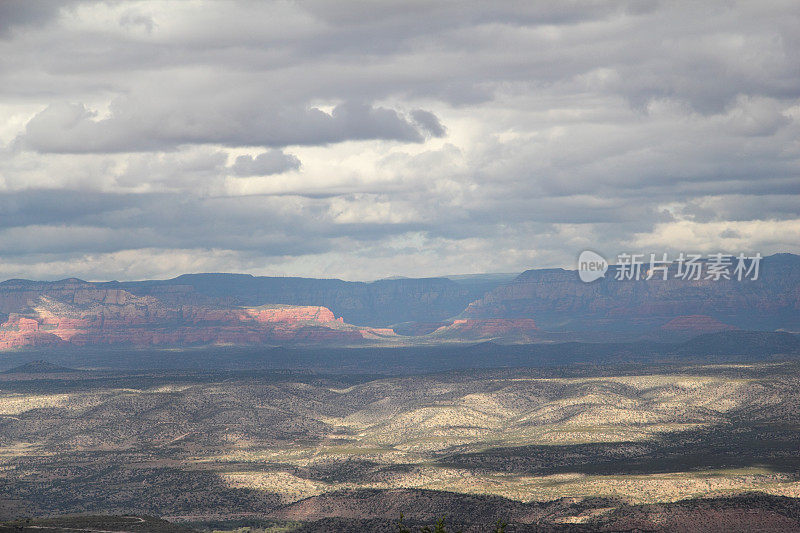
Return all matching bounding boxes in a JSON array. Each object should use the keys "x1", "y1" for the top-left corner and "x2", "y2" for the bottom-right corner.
[
  {"x1": 14, "y1": 273, "x2": 502, "y2": 328},
  {"x1": 463, "y1": 253, "x2": 800, "y2": 334},
  {"x1": 0, "y1": 253, "x2": 796, "y2": 349}
]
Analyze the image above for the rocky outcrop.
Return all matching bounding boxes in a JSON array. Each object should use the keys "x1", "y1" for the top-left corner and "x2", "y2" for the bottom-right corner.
[
  {"x1": 0, "y1": 274, "x2": 513, "y2": 328},
  {"x1": 392, "y1": 321, "x2": 452, "y2": 336},
  {"x1": 109, "y1": 274, "x2": 501, "y2": 327},
  {"x1": 0, "y1": 272, "x2": 507, "y2": 348},
  {"x1": 0, "y1": 329, "x2": 64, "y2": 350},
  {"x1": 430, "y1": 318, "x2": 538, "y2": 342},
  {"x1": 0, "y1": 285, "x2": 392, "y2": 349}
]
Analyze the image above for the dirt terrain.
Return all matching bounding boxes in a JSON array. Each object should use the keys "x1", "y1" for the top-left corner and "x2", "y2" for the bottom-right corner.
[{"x1": 0, "y1": 361, "x2": 798, "y2": 530}]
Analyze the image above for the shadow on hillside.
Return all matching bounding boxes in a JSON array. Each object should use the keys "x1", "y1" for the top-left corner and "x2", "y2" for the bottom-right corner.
[
  {"x1": 436, "y1": 422, "x2": 800, "y2": 477},
  {"x1": 0, "y1": 451, "x2": 282, "y2": 520}
]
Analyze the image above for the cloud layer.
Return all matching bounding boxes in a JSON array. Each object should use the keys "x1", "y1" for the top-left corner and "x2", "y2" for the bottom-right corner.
[{"x1": 0, "y1": 1, "x2": 798, "y2": 280}]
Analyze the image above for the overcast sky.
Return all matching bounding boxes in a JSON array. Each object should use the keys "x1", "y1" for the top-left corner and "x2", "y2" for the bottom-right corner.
[{"x1": 1, "y1": 1, "x2": 799, "y2": 281}]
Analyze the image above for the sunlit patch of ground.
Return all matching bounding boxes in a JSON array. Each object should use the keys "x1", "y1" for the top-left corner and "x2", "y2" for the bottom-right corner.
[
  {"x1": 553, "y1": 506, "x2": 616, "y2": 524},
  {"x1": 145, "y1": 384, "x2": 195, "y2": 393},
  {"x1": 306, "y1": 374, "x2": 758, "y2": 454},
  {"x1": 214, "y1": 463, "x2": 800, "y2": 506},
  {"x1": 0, "y1": 441, "x2": 47, "y2": 459},
  {"x1": 0, "y1": 393, "x2": 72, "y2": 415},
  {"x1": 220, "y1": 471, "x2": 329, "y2": 503},
  {"x1": 407, "y1": 467, "x2": 800, "y2": 504}
]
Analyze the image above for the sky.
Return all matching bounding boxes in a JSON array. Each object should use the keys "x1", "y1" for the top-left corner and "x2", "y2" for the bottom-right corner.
[{"x1": 0, "y1": 0, "x2": 799, "y2": 281}]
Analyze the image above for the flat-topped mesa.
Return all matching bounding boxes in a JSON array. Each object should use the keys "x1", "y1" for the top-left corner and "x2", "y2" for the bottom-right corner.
[
  {"x1": 244, "y1": 305, "x2": 338, "y2": 324},
  {"x1": 0, "y1": 273, "x2": 502, "y2": 327},
  {"x1": 462, "y1": 253, "x2": 800, "y2": 333},
  {"x1": 0, "y1": 279, "x2": 139, "y2": 312},
  {"x1": 659, "y1": 315, "x2": 739, "y2": 334},
  {"x1": 71, "y1": 288, "x2": 139, "y2": 306},
  {"x1": 0, "y1": 292, "x2": 372, "y2": 347}
]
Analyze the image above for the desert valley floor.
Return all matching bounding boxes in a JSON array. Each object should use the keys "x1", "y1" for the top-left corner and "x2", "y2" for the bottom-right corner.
[{"x1": 1, "y1": 356, "x2": 799, "y2": 531}]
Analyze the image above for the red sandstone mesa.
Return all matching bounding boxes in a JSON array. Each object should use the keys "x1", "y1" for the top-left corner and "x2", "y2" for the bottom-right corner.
[{"x1": 0, "y1": 286, "x2": 392, "y2": 348}]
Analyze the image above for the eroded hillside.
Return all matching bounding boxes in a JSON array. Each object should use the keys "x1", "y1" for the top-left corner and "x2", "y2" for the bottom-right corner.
[{"x1": 0, "y1": 362, "x2": 798, "y2": 529}]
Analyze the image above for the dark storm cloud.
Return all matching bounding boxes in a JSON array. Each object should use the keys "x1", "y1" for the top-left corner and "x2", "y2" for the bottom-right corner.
[
  {"x1": 19, "y1": 101, "x2": 434, "y2": 153},
  {"x1": 230, "y1": 150, "x2": 301, "y2": 177},
  {"x1": 410, "y1": 110, "x2": 446, "y2": 138},
  {"x1": 0, "y1": 1, "x2": 70, "y2": 36},
  {"x1": 0, "y1": 190, "x2": 333, "y2": 256},
  {"x1": 0, "y1": 189, "x2": 142, "y2": 228}
]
